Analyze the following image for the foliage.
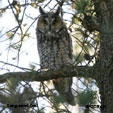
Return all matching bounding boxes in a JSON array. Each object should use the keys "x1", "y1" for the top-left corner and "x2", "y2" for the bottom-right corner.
[
  {"x1": 77, "y1": 89, "x2": 97, "y2": 106},
  {"x1": 75, "y1": 0, "x2": 93, "y2": 14},
  {"x1": 51, "y1": 93, "x2": 66, "y2": 108},
  {"x1": 0, "y1": 78, "x2": 40, "y2": 113}
]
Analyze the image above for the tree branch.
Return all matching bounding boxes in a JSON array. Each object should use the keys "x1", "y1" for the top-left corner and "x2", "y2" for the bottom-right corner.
[{"x1": 0, "y1": 66, "x2": 96, "y2": 83}]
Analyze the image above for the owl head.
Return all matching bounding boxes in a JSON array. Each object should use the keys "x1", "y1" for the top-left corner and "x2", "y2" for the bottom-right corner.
[{"x1": 37, "y1": 6, "x2": 64, "y2": 37}]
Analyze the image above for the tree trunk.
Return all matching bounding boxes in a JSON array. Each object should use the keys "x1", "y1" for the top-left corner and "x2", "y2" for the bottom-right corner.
[
  {"x1": 93, "y1": 1, "x2": 113, "y2": 112},
  {"x1": 98, "y1": 33, "x2": 113, "y2": 113}
]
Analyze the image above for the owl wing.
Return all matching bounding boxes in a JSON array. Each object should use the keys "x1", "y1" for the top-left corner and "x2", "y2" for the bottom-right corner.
[{"x1": 52, "y1": 28, "x2": 76, "y2": 105}]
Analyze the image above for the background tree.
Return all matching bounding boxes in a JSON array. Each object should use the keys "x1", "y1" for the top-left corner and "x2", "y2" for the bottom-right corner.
[{"x1": 0, "y1": 0, "x2": 112, "y2": 113}]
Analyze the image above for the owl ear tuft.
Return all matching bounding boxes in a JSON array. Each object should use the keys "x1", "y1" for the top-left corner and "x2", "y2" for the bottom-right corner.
[
  {"x1": 55, "y1": 6, "x2": 61, "y2": 15},
  {"x1": 39, "y1": 6, "x2": 45, "y2": 15}
]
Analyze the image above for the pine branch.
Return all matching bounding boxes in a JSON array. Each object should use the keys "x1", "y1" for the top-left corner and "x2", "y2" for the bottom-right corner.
[{"x1": 0, "y1": 66, "x2": 97, "y2": 83}]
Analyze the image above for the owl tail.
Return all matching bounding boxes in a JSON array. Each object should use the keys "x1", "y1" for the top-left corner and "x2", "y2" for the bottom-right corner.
[
  {"x1": 53, "y1": 78, "x2": 76, "y2": 106},
  {"x1": 65, "y1": 90, "x2": 76, "y2": 106}
]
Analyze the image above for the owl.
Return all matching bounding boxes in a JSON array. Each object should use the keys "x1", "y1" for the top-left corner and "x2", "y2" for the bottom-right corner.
[{"x1": 36, "y1": 6, "x2": 76, "y2": 106}]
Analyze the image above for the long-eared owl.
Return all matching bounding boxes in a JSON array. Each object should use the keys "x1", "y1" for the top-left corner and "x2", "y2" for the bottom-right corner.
[{"x1": 36, "y1": 6, "x2": 76, "y2": 106}]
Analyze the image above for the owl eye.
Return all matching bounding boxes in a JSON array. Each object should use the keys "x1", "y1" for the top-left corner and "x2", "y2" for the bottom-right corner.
[
  {"x1": 42, "y1": 18, "x2": 47, "y2": 25},
  {"x1": 53, "y1": 18, "x2": 59, "y2": 25}
]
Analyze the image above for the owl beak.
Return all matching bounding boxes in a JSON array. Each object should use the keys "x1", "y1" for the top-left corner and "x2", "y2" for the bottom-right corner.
[
  {"x1": 47, "y1": 24, "x2": 52, "y2": 36},
  {"x1": 48, "y1": 24, "x2": 51, "y2": 31}
]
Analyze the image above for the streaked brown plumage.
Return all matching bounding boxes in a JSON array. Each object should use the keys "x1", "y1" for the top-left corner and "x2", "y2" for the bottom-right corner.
[{"x1": 36, "y1": 6, "x2": 76, "y2": 105}]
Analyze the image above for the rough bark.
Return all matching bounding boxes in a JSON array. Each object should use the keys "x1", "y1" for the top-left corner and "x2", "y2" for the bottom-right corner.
[
  {"x1": 93, "y1": 0, "x2": 113, "y2": 112},
  {"x1": 98, "y1": 33, "x2": 113, "y2": 113}
]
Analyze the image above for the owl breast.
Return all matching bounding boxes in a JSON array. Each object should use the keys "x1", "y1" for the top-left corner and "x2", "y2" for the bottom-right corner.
[{"x1": 36, "y1": 28, "x2": 73, "y2": 70}]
